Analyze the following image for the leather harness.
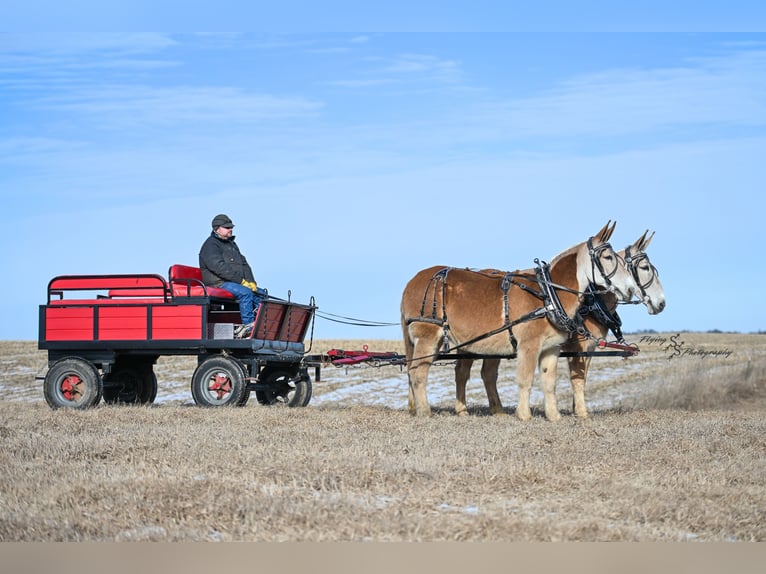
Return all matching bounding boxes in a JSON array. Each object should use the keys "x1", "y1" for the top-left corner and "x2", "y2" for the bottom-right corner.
[{"x1": 404, "y1": 238, "x2": 627, "y2": 355}]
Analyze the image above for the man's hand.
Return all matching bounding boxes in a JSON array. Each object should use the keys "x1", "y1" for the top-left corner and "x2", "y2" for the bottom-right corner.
[{"x1": 241, "y1": 279, "x2": 258, "y2": 291}]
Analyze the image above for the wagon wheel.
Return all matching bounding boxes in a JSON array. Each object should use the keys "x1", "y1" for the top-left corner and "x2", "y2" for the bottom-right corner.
[
  {"x1": 43, "y1": 357, "x2": 103, "y2": 410},
  {"x1": 190, "y1": 355, "x2": 248, "y2": 407},
  {"x1": 255, "y1": 368, "x2": 312, "y2": 407},
  {"x1": 103, "y1": 367, "x2": 158, "y2": 405}
]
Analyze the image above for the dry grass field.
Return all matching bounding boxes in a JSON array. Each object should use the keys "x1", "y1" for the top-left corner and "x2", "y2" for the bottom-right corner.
[{"x1": 1, "y1": 333, "x2": 765, "y2": 542}]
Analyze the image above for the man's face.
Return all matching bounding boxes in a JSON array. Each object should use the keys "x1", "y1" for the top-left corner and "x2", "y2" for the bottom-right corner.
[{"x1": 216, "y1": 226, "x2": 234, "y2": 239}]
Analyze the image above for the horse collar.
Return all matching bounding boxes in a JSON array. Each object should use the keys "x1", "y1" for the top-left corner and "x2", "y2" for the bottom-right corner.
[{"x1": 580, "y1": 284, "x2": 624, "y2": 342}]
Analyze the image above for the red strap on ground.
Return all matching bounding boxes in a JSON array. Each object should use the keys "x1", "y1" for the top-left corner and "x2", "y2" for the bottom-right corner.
[
  {"x1": 598, "y1": 340, "x2": 640, "y2": 355},
  {"x1": 326, "y1": 345, "x2": 403, "y2": 365}
]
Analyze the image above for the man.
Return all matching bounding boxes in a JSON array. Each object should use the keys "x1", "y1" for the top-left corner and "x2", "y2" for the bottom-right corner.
[{"x1": 199, "y1": 214, "x2": 266, "y2": 338}]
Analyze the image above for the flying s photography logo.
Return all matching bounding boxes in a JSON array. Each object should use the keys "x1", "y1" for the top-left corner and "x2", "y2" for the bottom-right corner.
[{"x1": 638, "y1": 333, "x2": 734, "y2": 360}]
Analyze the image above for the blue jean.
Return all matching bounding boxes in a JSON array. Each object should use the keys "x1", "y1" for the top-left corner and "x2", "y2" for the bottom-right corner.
[{"x1": 220, "y1": 282, "x2": 265, "y2": 324}]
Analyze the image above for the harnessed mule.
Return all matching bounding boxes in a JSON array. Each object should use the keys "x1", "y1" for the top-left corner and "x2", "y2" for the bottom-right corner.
[
  {"x1": 454, "y1": 231, "x2": 665, "y2": 418},
  {"x1": 564, "y1": 230, "x2": 665, "y2": 417},
  {"x1": 400, "y1": 222, "x2": 636, "y2": 420}
]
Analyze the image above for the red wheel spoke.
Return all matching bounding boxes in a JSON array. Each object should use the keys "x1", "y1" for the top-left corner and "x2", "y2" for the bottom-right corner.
[
  {"x1": 61, "y1": 375, "x2": 83, "y2": 401},
  {"x1": 208, "y1": 373, "x2": 232, "y2": 400}
]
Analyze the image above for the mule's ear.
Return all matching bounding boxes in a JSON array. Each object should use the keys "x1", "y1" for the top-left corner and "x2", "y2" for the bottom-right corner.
[
  {"x1": 631, "y1": 229, "x2": 649, "y2": 251},
  {"x1": 607, "y1": 220, "x2": 617, "y2": 241},
  {"x1": 600, "y1": 220, "x2": 616, "y2": 242},
  {"x1": 640, "y1": 230, "x2": 655, "y2": 251},
  {"x1": 595, "y1": 220, "x2": 614, "y2": 243}
]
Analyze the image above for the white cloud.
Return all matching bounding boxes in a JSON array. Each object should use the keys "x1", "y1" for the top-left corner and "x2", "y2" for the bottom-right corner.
[
  {"x1": 0, "y1": 33, "x2": 177, "y2": 55},
  {"x1": 471, "y1": 48, "x2": 766, "y2": 139},
  {"x1": 27, "y1": 85, "x2": 323, "y2": 126},
  {"x1": 329, "y1": 53, "x2": 464, "y2": 89}
]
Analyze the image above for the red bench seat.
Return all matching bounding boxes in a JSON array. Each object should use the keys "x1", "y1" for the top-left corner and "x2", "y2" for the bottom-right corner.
[
  {"x1": 108, "y1": 288, "x2": 168, "y2": 298},
  {"x1": 168, "y1": 264, "x2": 235, "y2": 299}
]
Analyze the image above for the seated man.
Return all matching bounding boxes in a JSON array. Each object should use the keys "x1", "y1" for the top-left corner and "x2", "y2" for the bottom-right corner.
[{"x1": 199, "y1": 213, "x2": 267, "y2": 338}]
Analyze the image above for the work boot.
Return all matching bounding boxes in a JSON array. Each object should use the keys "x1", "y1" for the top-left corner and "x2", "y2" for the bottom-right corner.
[{"x1": 234, "y1": 322, "x2": 254, "y2": 338}]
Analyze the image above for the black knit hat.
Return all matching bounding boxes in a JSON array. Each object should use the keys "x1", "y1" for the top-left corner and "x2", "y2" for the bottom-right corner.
[{"x1": 211, "y1": 214, "x2": 234, "y2": 229}]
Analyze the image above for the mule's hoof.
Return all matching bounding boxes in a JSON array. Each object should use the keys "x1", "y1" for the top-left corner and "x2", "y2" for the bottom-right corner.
[
  {"x1": 516, "y1": 410, "x2": 532, "y2": 422},
  {"x1": 456, "y1": 410, "x2": 469, "y2": 417},
  {"x1": 545, "y1": 411, "x2": 562, "y2": 422}
]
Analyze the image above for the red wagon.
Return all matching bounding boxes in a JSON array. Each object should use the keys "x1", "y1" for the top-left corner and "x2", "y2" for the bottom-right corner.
[{"x1": 38, "y1": 265, "x2": 320, "y2": 409}]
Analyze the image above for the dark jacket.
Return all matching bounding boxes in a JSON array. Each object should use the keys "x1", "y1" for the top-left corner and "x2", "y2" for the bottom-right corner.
[{"x1": 198, "y1": 232, "x2": 255, "y2": 287}]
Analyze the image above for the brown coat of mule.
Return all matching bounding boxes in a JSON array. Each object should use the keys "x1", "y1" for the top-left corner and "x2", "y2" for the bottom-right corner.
[{"x1": 400, "y1": 222, "x2": 636, "y2": 420}]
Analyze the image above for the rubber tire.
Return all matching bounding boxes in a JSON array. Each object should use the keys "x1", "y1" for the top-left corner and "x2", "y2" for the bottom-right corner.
[
  {"x1": 103, "y1": 367, "x2": 158, "y2": 405},
  {"x1": 191, "y1": 355, "x2": 248, "y2": 407},
  {"x1": 255, "y1": 368, "x2": 312, "y2": 407},
  {"x1": 44, "y1": 357, "x2": 103, "y2": 410},
  {"x1": 228, "y1": 356, "x2": 251, "y2": 406}
]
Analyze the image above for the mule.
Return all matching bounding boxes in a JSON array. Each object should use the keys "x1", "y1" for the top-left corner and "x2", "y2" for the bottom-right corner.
[
  {"x1": 454, "y1": 231, "x2": 665, "y2": 419},
  {"x1": 564, "y1": 230, "x2": 665, "y2": 417},
  {"x1": 400, "y1": 222, "x2": 636, "y2": 420}
]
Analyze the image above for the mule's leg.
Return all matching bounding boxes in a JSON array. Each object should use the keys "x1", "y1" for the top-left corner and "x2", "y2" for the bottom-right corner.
[
  {"x1": 539, "y1": 349, "x2": 562, "y2": 422},
  {"x1": 406, "y1": 323, "x2": 441, "y2": 417},
  {"x1": 481, "y1": 359, "x2": 505, "y2": 415},
  {"x1": 403, "y1": 324, "x2": 417, "y2": 414},
  {"x1": 408, "y1": 355, "x2": 435, "y2": 416},
  {"x1": 567, "y1": 354, "x2": 592, "y2": 418},
  {"x1": 454, "y1": 359, "x2": 473, "y2": 417},
  {"x1": 515, "y1": 350, "x2": 537, "y2": 421}
]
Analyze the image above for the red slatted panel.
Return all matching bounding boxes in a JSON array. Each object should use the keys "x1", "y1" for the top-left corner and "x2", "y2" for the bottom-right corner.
[
  {"x1": 97, "y1": 306, "x2": 149, "y2": 340},
  {"x1": 152, "y1": 305, "x2": 204, "y2": 339},
  {"x1": 45, "y1": 307, "x2": 95, "y2": 341}
]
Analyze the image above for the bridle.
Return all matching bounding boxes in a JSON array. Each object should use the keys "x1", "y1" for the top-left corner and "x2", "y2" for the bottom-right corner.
[
  {"x1": 623, "y1": 246, "x2": 658, "y2": 298},
  {"x1": 587, "y1": 237, "x2": 623, "y2": 290}
]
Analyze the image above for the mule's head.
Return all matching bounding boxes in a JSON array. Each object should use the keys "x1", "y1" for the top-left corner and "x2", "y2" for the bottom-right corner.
[
  {"x1": 623, "y1": 230, "x2": 666, "y2": 315},
  {"x1": 578, "y1": 221, "x2": 635, "y2": 302}
]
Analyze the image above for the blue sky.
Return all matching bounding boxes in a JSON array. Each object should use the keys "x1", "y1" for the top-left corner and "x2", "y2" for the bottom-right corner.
[{"x1": 2, "y1": 27, "x2": 765, "y2": 340}]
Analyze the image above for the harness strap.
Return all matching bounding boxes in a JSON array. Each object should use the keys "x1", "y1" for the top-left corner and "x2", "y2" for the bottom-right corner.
[
  {"x1": 412, "y1": 267, "x2": 453, "y2": 352},
  {"x1": 418, "y1": 267, "x2": 449, "y2": 320},
  {"x1": 534, "y1": 259, "x2": 591, "y2": 339},
  {"x1": 406, "y1": 256, "x2": 599, "y2": 359},
  {"x1": 442, "y1": 307, "x2": 547, "y2": 354},
  {"x1": 500, "y1": 273, "x2": 519, "y2": 353},
  {"x1": 579, "y1": 284, "x2": 624, "y2": 343}
]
